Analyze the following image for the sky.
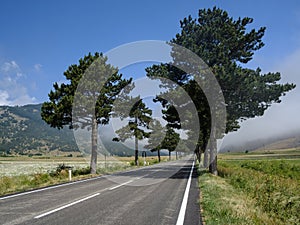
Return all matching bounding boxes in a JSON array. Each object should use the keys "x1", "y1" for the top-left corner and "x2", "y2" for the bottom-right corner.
[{"x1": 1, "y1": 0, "x2": 300, "y2": 148}]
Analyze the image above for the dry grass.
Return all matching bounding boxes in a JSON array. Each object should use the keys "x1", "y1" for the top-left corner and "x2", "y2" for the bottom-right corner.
[
  {"x1": 0, "y1": 154, "x2": 171, "y2": 196},
  {"x1": 199, "y1": 150, "x2": 300, "y2": 224},
  {"x1": 199, "y1": 169, "x2": 281, "y2": 225}
]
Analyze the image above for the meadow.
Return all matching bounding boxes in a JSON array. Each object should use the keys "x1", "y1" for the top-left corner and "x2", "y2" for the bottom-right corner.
[{"x1": 199, "y1": 149, "x2": 300, "y2": 225}]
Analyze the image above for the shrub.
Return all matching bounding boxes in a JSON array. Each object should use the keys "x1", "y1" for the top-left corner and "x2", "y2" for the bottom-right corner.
[{"x1": 72, "y1": 167, "x2": 90, "y2": 176}]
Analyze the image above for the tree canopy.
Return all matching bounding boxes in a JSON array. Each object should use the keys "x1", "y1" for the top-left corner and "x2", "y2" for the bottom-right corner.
[
  {"x1": 114, "y1": 98, "x2": 152, "y2": 165},
  {"x1": 41, "y1": 52, "x2": 132, "y2": 173},
  {"x1": 145, "y1": 119, "x2": 165, "y2": 162},
  {"x1": 147, "y1": 7, "x2": 295, "y2": 174},
  {"x1": 145, "y1": 119, "x2": 181, "y2": 162}
]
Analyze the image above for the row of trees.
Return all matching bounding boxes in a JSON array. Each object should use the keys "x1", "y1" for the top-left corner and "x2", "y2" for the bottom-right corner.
[
  {"x1": 41, "y1": 7, "x2": 295, "y2": 174},
  {"x1": 147, "y1": 7, "x2": 295, "y2": 174}
]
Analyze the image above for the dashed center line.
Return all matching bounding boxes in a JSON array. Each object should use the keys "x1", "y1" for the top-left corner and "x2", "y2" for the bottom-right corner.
[
  {"x1": 34, "y1": 193, "x2": 100, "y2": 219},
  {"x1": 109, "y1": 180, "x2": 134, "y2": 190},
  {"x1": 35, "y1": 174, "x2": 152, "y2": 219}
]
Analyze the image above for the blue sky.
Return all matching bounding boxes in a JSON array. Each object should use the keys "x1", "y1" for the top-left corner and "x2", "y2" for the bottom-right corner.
[
  {"x1": 0, "y1": 0, "x2": 299, "y2": 105},
  {"x1": 1, "y1": 0, "x2": 300, "y2": 144}
]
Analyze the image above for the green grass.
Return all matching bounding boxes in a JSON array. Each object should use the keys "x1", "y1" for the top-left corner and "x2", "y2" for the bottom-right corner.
[
  {"x1": 199, "y1": 158, "x2": 300, "y2": 225},
  {"x1": 220, "y1": 159, "x2": 300, "y2": 180}
]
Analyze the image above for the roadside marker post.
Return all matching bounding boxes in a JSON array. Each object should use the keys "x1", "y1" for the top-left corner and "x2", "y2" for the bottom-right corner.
[
  {"x1": 65, "y1": 166, "x2": 73, "y2": 181},
  {"x1": 68, "y1": 169, "x2": 72, "y2": 181}
]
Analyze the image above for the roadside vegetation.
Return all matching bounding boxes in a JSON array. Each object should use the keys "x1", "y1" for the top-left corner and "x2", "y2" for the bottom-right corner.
[
  {"x1": 0, "y1": 155, "x2": 170, "y2": 196},
  {"x1": 199, "y1": 152, "x2": 300, "y2": 225}
]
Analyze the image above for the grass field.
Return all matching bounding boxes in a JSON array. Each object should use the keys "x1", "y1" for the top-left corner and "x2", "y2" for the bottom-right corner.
[
  {"x1": 0, "y1": 154, "x2": 170, "y2": 196},
  {"x1": 0, "y1": 155, "x2": 171, "y2": 177},
  {"x1": 199, "y1": 149, "x2": 300, "y2": 225}
]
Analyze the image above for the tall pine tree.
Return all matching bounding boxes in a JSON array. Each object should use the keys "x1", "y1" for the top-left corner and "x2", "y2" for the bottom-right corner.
[
  {"x1": 114, "y1": 98, "x2": 152, "y2": 165},
  {"x1": 147, "y1": 7, "x2": 295, "y2": 174},
  {"x1": 41, "y1": 52, "x2": 132, "y2": 173}
]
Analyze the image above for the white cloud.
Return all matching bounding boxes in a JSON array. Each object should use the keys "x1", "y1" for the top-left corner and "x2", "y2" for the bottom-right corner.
[
  {"x1": 0, "y1": 90, "x2": 11, "y2": 105},
  {"x1": 0, "y1": 61, "x2": 36, "y2": 106},
  {"x1": 34, "y1": 63, "x2": 42, "y2": 72},
  {"x1": 1, "y1": 61, "x2": 19, "y2": 72},
  {"x1": 1, "y1": 60, "x2": 25, "y2": 78}
]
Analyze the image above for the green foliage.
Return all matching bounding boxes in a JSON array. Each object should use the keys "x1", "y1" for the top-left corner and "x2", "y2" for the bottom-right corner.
[
  {"x1": 72, "y1": 167, "x2": 91, "y2": 176},
  {"x1": 41, "y1": 52, "x2": 132, "y2": 173},
  {"x1": 147, "y1": 7, "x2": 295, "y2": 171},
  {"x1": 239, "y1": 160, "x2": 300, "y2": 180},
  {"x1": 173, "y1": 7, "x2": 295, "y2": 133},
  {"x1": 174, "y1": 7, "x2": 265, "y2": 66},
  {"x1": 32, "y1": 173, "x2": 51, "y2": 185},
  {"x1": 114, "y1": 99, "x2": 152, "y2": 165},
  {"x1": 115, "y1": 99, "x2": 152, "y2": 142},
  {"x1": 144, "y1": 120, "x2": 164, "y2": 161},
  {"x1": 49, "y1": 163, "x2": 91, "y2": 178},
  {"x1": 41, "y1": 52, "x2": 131, "y2": 130},
  {"x1": 161, "y1": 127, "x2": 180, "y2": 152},
  {"x1": 129, "y1": 160, "x2": 136, "y2": 166},
  {"x1": 129, "y1": 157, "x2": 159, "y2": 167}
]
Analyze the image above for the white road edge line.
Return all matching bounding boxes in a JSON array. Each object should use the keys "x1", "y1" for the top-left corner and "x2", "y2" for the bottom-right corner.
[
  {"x1": 34, "y1": 193, "x2": 100, "y2": 219},
  {"x1": 109, "y1": 180, "x2": 133, "y2": 190},
  {"x1": 176, "y1": 159, "x2": 195, "y2": 225},
  {"x1": 0, "y1": 159, "x2": 187, "y2": 201}
]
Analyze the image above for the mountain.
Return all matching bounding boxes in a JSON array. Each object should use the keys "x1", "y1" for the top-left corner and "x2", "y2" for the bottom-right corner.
[
  {"x1": 221, "y1": 130, "x2": 300, "y2": 153},
  {"x1": 0, "y1": 104, "x2": 79, "y2": 155},
  {"x1": 254, "y1": 136, "x2": 300, "y2": 152},
  {"x1": 0, "y1": 104, "x2": 136, "y2": 156}
]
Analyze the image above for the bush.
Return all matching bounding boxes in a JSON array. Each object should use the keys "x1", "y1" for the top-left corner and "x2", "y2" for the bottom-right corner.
[
  {"x1": 49, "y1": 163, "x2": 70, "y2": 178},
  {"x1": 72, "y1": 167, "x2": 90, "y2": 176},
  {"x1": 32, "y1": 173, "x2": 50, "y2": 185}
]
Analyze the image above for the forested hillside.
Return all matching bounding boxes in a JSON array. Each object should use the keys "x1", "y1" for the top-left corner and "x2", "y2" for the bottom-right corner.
[
  {"x1": 0, "y1": 104, "x2": 79, "y2": 155},
  {"x1": 0, "y1": 104, "x2": 141, "y2": 156}
]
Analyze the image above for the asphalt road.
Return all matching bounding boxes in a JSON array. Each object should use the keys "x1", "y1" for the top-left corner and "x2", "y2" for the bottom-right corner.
[{"x1": 0, "y1": 156, "x2": 202, "y2": 225}]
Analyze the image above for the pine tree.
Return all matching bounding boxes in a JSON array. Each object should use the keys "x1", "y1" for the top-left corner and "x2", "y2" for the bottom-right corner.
[
  {"x1": 114, "y1": 98, "x2": 152, "y2": 165},
  {"x1": 147, "y1": 7, "x2": 295, "y2": 174},
  {"x1": 41, "y1": 52, "x2": 132, "y2": 173}
]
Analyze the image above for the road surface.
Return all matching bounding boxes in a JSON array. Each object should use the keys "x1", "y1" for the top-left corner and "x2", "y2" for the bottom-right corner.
[{"x1": 0, "y1": 156, "x2": 202, "y2": 225}]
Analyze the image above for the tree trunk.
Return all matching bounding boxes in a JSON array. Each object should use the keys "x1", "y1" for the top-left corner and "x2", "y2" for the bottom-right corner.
[
  {"x1": 209, "y1": 132, "x2": 218, "y2": 175},
  {"x1": 197, "y1": 151, "x2": 202, "y2": 165},
  {"x1": 169, "y1": 150, "x2": 171, "y2": 161},
  {"x1": 135, "y1": 135, "x2": 139, "y2": 166},
  {"x1": 195, "y1": 145, "x2": 201, "y2": 163},
  {"x1": 203, "y1": 148, "x2": 209, "y2": 168},
  {"x1": 90, "y1": 116, "x2": 98, "y2": 174},
  {"x1": 134, "y1": 116, "x2": 139, "y2": 166},
  {"x1": 158, "y1": 149, "x2": 161, "y2": 162},
  {"x1": 176, "y1": 151, "x2": 178, "y2": 160}
]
